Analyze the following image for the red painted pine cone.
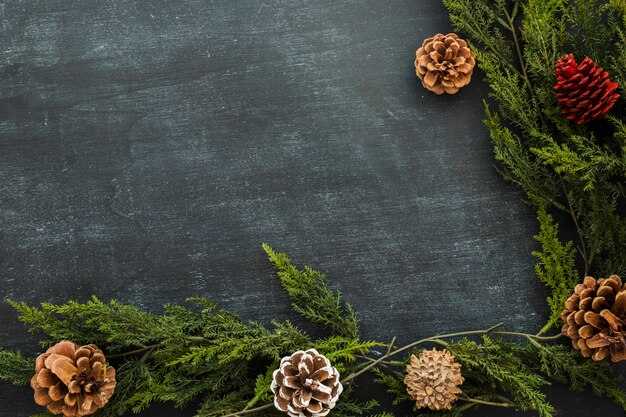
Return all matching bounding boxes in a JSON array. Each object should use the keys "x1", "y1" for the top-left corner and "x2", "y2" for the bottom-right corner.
[
  {"x1": 554, "y1": 54, "x2": 619, "y2": 124},
  {"x1": 30, "y1": 341, "x2": 116, "y2": 416}
]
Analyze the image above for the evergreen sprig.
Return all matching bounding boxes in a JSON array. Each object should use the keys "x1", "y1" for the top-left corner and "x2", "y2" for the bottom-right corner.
[
  {"x1": 532, "y1": 206, "x2": 579, "y2": 332},
  {"x1": 4, "y1": 290, "x2": 313, "y2": 417},
  {"x1": 0, "y1": 246, "x2": 384, "y2": 417},
  {"x1": 263, "y1": 243, "x2": 360, "y2": 339},
  {"x1": 0, "y1": 349, "x2": 34, "y2": 386}
]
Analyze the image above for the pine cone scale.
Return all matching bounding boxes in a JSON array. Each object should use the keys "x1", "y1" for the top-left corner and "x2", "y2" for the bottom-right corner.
[
  {"x1": 613, "y1": 292, "x2": 626, "y2": 315},
  {"x1": 600, "y1": 309, "x2": 621, "y2": 330},
  {"x1": 52, "y1": 341, "x2": 76, "y2": 359},
  {"x1": 50, "y1": 383, "x2": 67, "y2": 401},
  {"x1": 34, "y1": 387, "x2": 52, "y2": 406},
  {"x1": 49, "y1": 356, "x2": 78, "y2": 385},
  {"x1": 310, "y1": 366, "x2": 332, "y2": 382},
  {"x1": 587, "y1": 333, "x2": 611, "y2": 348},
  {"x1": 592, "y1": 297, "x2": 608, "y2": 311},
  {"x1": 37, "y1": 369, "x2": 56, "y2": 388},
  {"x1": 585, "y1": 311, "x2": 607, "y2": 329}
]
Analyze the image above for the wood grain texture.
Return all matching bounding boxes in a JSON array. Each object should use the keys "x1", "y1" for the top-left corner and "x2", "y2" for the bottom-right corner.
[{"x1": 0, "y1": 0, "x2": 621, "y2": 416}]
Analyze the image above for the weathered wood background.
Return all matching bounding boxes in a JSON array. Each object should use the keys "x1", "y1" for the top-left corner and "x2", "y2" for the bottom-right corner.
[{"x1": 0, "y1": 0, "x2": 620, "y2": 415}]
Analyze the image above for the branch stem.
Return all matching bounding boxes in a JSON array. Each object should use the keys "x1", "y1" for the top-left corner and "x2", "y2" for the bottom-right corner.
[
  {"x1": 342, "y1": 323, "x2": 559, "y2": 384},
  {"x1": 460, "y1": 396, "x2": 516, "y2": 407},
  {"x1": 220, "y1": 403, "x2": 274, "y2": 417},
  {"x1": 558, "y1": 174, "x2": 589, "y2": 275},
  {"x1": 107, "y1": 344, "x2": 162, "y2": 359},
  {"x1": 491, "y1": 331, "x2": 564, "y2": 341},
  {"x1": 501, "y1": 1, "x2": 546, "y2": 127}
]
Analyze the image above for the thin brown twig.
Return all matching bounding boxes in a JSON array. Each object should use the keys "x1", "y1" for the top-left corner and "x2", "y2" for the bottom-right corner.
[
  {"x1": 107, "y1": 344, "x2": 162, "y2": 359},
  {"x1": 220, "y1": 403, "x2": 274, "y2": 417},
  {"x1": 460, "y1": 395, "x2": 516, "y2": 408},
  {"x1": 501, "y1": 1, "x2": 547, "y2": 127},
  {"x1": 558, "y1": 174, "x2": 589, "y2": 275}
]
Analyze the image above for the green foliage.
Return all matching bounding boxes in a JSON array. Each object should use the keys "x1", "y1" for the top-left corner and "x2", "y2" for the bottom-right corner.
[
  {"x1": 0, "y1": 349, "x2": 33, "y2": 385},
  {"x1": 530, "y1": 133, "x2": 623, "y2": 191},
  {"x1": 263, "y1": 243, "x2": 360, "y2": 339},
  {"x1": 567, "y1": 0, "x2": 612, "y2": 62},
  {"x1": 7, "y1": 296, "x2": 185, "y2": 351},
  {"x1": 441, "y1": 0, "x2": 513, "y2": 64},
  {"x1": 372, "y1": 366, "x2": 411, "y2": 406},
  {"x1": 3, "y1": 295, "x2": 312, "y2": 416},
  {"x1": 440, "y1": 0, "x2": 626, "y2": 414},
  {"x1": 332, "y1": 398, "x2": 380, "y2": 417},
  {"x1": 0, "y1": 249, "x2": 381, "y2": 417},
  {"x1": 444, "y1": 0, "x2": 626, "y2": 295},
  {"x1": 314, "y1": 337, "x2": 384, "y2": 364},
  {"x1": 448, "y1": 337, "x2": 554, "y2": 417},
  {"x1": 532, "y1": 207, "x2": 579, "y2": 330},
  {"x1": 247, "y1": 367, "x2": 276, "y2": 408},
  {"x1": 536, "y1": 344, "x2": 626, "y2": 409},
  {"x1": 484, "y1": 107, "x2": 560, "y2": 206}
]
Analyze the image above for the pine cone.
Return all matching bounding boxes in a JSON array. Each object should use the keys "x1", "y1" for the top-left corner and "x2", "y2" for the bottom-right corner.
[
  {"x1": 271, "y1": 349, "x2": 343, "y2": 417},
  {"x1": 30, "y1": 341, "x2": 116, "y2": 416},
  {"x1": 554, "y1": 54, "x2": 619, "y2": 124},
  {"x1": 561, "y1": 275, "x2": 626, "y2": 362},
  {"x1": 414, "y1": 33, "x2": 475, "y2": 95},
  {"x1": 404, "y1": 349, "x2": 464, "y2": 410}
]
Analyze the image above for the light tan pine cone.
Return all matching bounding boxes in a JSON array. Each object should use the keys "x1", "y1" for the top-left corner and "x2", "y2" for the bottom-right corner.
[
  {"x1": 414, "y1": 33, "x2": 475, "y2": 95},
  {"x1": 271, "y1": 349, "x2": 343, "y2": 417},
  {"x1": 404, "y1": 349, "x2": 464, "y2": 410},
  {"x1": 561, "y1": 275, "x2": 626, "y2": 361},
  {"x1": 30, "y1": 341, "x2": 116, "y2": 416}
]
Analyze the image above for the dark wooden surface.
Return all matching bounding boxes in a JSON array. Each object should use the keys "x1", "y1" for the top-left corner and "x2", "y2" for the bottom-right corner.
[{"x1": 0, "y1": 1, "x2": 621, "y2": 416}]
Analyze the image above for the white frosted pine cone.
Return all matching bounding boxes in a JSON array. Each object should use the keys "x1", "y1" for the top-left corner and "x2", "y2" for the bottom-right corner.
[{"x1": 271, "y1": 349, "x2": 343, "y2": 417}]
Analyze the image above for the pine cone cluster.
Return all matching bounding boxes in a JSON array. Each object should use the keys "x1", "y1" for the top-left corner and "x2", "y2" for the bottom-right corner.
[
  {"x1": 271, "y1": 349, "x2": 343, "y2": 417},
  {"x1": 561, "y1": 275, "x2": 626, "y2": 362},
  {"x1": 30, "y1": 341, "x2": 116, "y2": 416},
  {"x1": 554, "y1": 54, "x2": 619, "y2": 124},
  {"x1": 414, "y1": 33, "x2": 475, "y2": 95},
  {"x1": 404, "y1": 349, "x2": 464, "y2": 410}
]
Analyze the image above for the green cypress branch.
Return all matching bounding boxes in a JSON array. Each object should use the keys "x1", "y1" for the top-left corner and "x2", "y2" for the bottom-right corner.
[
  {"x1": 532, "y1": 206, "x2": 580, "y2": 333},
  {"x1": 263, "y1": 243, "x2": 360, "y2": 339},
  {"x1": 0, "y1": 349, "x2": 34, "y2": 386}
]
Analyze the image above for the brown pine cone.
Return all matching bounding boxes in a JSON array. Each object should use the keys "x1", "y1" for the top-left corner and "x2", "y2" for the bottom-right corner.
[
  {"x1": 561, "y1": 275, "x2": 626, "y2": 362},
  {"x1": 271, "y1": 349, "x2": 343, "y2": 417},
  {"x1": 414, "y1": 33, "x2": 475, "y2": 95},
  {"x1": 30, "y1": 341, "x2": 116, "y2": 416},
  {"x1": 404, "y1": 349, "x2": 464, "y2": 410}
]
